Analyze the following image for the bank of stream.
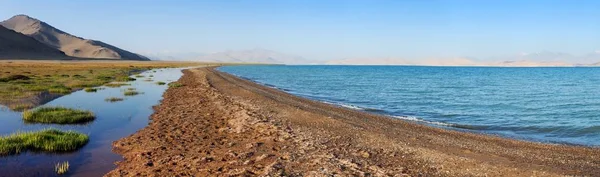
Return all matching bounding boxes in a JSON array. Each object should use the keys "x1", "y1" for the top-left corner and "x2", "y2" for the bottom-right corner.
[{"x1": 0, "y1": 68, "x2": 186, "y2": 176}]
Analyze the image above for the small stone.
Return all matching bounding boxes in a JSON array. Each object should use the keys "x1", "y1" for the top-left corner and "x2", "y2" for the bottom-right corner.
[
  {"x1": 146, "y1": 161, "x2": 154, "y2": 167},
  {"x1": 361, "y1": 151, "x2": 370, "y2": 158}
]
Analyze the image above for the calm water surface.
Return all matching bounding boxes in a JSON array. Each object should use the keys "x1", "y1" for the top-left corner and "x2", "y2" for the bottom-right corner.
[
  {"x1": 0, "y1": 68, "x2": 185, "y2": 177},
  {"x1": 219, "y1": 65, "x2": 600, "y2": 146}
]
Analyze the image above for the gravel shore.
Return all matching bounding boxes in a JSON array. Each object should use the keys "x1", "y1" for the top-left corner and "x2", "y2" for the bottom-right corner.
[{"x1": 106, "y1": 67, "x2": 600, "y2": 176}]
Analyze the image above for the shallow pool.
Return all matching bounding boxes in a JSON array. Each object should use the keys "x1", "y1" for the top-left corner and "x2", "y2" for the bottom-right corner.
[{"x1": 0, "y1": 68, "x2": 185, "y2": 177}]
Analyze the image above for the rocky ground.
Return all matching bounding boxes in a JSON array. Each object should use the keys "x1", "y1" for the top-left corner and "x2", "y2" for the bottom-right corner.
[{"x1": 106, "y1": 67, "x2": 600, "y2": 177}]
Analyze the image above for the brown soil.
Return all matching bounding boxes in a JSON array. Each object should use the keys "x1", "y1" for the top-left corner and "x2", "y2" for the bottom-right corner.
[{"x1": 106, "y1": 67, "x2": 600, "y2": 177}]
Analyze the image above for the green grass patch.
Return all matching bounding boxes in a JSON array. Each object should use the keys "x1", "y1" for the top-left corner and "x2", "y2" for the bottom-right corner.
[
  {"x1": 84, "y1": 88, "x2": 97, "y2": 92},
  {"x1": 48, "y1": 85, "x2": 71, "y2": 94},
  {"x1": 168, "y1": 82, "x2": 184, "y2": 88},
  {"x1": 156, "y1": 81, "x2": 166, "y2": 85},
  {"x1": 0, "y1": 129, "x2": 89, "y2": 156},
  {"x1": 104, "y1": 82, "x2": 130, "y2": 88},
  {"x1": 23, "y1": 107, "x2": 95, "y2": 124},
  {"x1": 134, "y1": 75, "x2": 144, "y2": 78},
  {"x1": 115, "y1": 76, "x2": 136, "y2": 82},
  {"x1": 123, "y1": 90, "x2": 141, "y2": 96},
  {"x1": 104, "y1": 97, "x2": 124, "y2": 102}
]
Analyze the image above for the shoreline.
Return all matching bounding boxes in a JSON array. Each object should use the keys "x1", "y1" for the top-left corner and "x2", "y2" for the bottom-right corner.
[
  {"x1": 219, "y1": 67, "x2": 599, "y2": 148},
  {"x1": 107, "y1": 67, "x2": 600, "y2": 176}
]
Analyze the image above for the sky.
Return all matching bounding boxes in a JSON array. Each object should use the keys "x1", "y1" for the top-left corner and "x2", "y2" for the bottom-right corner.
[{"x1": 2, "y1": 0, "x2": 600, "y2": 61}]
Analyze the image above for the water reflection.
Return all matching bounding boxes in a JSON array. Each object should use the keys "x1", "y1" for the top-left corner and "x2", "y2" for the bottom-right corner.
[{"x1": 0, "y1": 68, "x2": 186, "y2": 177}]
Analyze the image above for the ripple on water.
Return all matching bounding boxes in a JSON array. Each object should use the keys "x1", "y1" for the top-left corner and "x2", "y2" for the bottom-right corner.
[{"x1": 219, "y1": 65, "x2": 600, "y2": 146}]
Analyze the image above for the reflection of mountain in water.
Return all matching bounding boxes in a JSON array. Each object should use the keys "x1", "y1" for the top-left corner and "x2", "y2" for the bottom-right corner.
[{"x1": 0, "y1": 91, "x2": 63, "y2": 111}]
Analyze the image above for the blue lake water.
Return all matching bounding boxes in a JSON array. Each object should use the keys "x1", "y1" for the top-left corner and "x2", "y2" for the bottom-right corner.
[
  {"x1": 219, "y1": 65, "x2": 600, "y2": 146},
  {"x1": 0, "y1": 68, "x2": 185, "y2": 177}
]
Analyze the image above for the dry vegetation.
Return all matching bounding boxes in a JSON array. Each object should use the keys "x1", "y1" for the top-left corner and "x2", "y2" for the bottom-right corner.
[{"x1": 0, "y1": 60, "x2": 205, "y2": 109}]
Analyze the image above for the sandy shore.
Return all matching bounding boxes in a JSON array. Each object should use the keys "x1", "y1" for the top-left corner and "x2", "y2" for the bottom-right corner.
[{"x1": 106, "y1": 67, "x2": 600, "y2": 176}]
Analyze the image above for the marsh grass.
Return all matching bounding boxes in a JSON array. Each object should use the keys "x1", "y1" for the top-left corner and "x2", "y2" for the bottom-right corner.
[
  {"x1": 168, "y1": 82, "x2": 184, "y2": 88},
  {"x1": 23, "y1": 107, "x2": 95, "y2": 124},
  {"x1": 0, "y1": 129, "x2": 89, "y2": 156},
  {"x1": 116, "y1": 76, "x2": 136, "y2": 82},
  {"x1": 55, "y1": 161, "x2": 70, "y2": 175},
  {"x1": 84, "y1": 88, "x2": 97, "y2": 92},
  {"x1": 48, "y1": 85, "x2": 71, "y2": 94},
  {"x1": 0, "y1": 75, "x2": 30, "y2": 82},
  {"x1": 0, "y1": 61, "x2": 202, "y2": 105},
  {"x1": 156, "y1": 81, "x2": 166, "y2": 85},
  {"x1": 104, "y1": 82, "x2": 130, "y2": 88},
  {"x1": 123, "y1": 90, "x2": 141, "y2": 96},
  {"x1": 104, "y1": 97, "x2": 124, "y2": 102}
]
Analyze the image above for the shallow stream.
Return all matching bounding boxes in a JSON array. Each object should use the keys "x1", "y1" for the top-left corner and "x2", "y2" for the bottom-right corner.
[{"x1": 0, "y1": 68, "x2": 185, "y2": 176}]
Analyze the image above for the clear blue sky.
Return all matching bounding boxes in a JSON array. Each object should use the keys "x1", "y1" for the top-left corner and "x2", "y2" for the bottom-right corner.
[{"x1": 2, "y1": 0, "x2": 599, "y2": 60}]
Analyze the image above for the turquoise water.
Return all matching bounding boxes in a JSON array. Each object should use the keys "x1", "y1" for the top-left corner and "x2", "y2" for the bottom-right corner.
[
  {"x1": 0, "y1": 68, "x2": 184, "y2": 177},
  {"x1": 219, "y1": 65, "x2": 600, "y2": 146}
]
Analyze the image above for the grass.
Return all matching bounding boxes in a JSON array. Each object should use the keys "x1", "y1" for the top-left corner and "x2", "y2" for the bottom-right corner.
[
  {"x1": 84, "y1": 88, "x2": 97, "y2": 92},
  {"x1": 134, "y1": 75, "x2": 144, "y2": 78},
  {"x1": 0, "y1": 129, "x2": 89, "y2": 156},
  {"x1": 115, "y1": 76, "x2": 136, "y2": 82},
  {"x1": 104, "y1": 97, "x2": 124, "y2": 102},
  {"x1": 48, "y1": 85, "x2": 71, "y2": 94},
  {"x1": 104, "y1": 82, "x2": 130, "y2": 88},
  {"x1": 123, "y1": 90, "x2": 141, "y2": 96},
  {"x1": 55, "y1": 161, "x2": 70, "y2": 175},
  {"x1": 156, "y1": 81, "x2": 166, "y2": 85},
  {"x1": 168, "y1": 82, "x2": 184, "y2": 88},
  {"x1": 23, "y1": 107, "x2": 95, "y2": 124},
  {"x1": 0, "y1": 74, "x2": 30, "y2": 82},
  {"x1": 0, "y1": 61, "x2": 203, "y2": 106}
]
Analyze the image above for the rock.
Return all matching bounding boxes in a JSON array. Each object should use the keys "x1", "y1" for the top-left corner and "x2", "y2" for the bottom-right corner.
[{"x1": 361, "y1": 151, "x2": 371, "y2": 158}]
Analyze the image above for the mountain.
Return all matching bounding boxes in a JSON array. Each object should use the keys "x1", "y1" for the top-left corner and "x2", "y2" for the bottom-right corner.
[
  {"x1": 326, "y1": 57, "x2": 579, "y2": 67},
  {"x1": 488, "y1": 60, "x2": 573, "y2": 67},
  {"x1": 326, "y1": 57, "x2": 481, "y2": 66},
  {"x1": 0, "y1": 25, "x2": 68, "y2": 59},
  {"x1": 144, "y1": 52, "x2": 205, "y2": 61},
  {"x1": 195, "y1": 49, "x2": 307, "y2": 64},
  {"x1": 489, "y1": 51, "x2": 600, "y2": 65},
  {"x1": 1, "y1": 15, "x2": 149, "y2": 60}
]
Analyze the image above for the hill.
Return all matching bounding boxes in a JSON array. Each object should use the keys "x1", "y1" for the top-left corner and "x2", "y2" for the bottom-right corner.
[
  {"x1": 1, "y1": 15, "x2": 149, "y2": 60},
  {"x1": 0, "y1": 25, "x2": 68, "y2": 59},
  {"x1": 195, "y1": 49, "x2": 306, "y2": 64}
]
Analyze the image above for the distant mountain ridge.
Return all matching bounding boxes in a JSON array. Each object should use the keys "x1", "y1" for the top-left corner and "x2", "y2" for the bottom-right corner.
[
  {"x1": 0, "y1": 25, "x2": 68, "y2": 59},
  {"x1": 194, "y1": 49, "x2": 308, "y2": 64},
  {"x1": 1, "y1": 15, "x2": 149, "y2": 60},
  {"x1": 327, "y1": 51, "x2": 600, "y2": 67}
]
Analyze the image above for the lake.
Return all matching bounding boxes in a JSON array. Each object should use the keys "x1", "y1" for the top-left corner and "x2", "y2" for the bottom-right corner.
[{"x1": 219, "y1": 65, "x2": 600, "y2": 146}]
